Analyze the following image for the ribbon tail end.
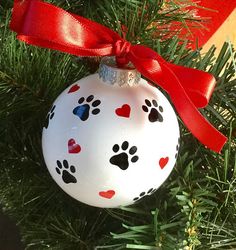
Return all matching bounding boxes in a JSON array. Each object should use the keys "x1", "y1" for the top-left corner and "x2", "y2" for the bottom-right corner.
[{"x1": 208, "y1": 134, "x2": 228, "y2": 153}]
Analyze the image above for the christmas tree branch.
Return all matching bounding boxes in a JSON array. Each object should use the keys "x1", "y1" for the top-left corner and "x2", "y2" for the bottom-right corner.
[{"x1": 0, "y1": 1, "x2": 235, "y2": 249}]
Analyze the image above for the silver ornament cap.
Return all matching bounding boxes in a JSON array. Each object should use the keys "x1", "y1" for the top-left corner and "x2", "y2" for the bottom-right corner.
[{"x1": 98, "y1": 57, "x2": 141, "y2": 87}]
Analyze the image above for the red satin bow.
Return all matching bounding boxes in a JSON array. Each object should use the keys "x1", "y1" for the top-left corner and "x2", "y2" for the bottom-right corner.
[{"x1": 10, "y1": 0, "x2": 227, "y2": 152}]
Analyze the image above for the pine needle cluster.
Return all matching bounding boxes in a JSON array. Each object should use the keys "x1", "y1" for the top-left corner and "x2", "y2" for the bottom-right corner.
[{"x1": 0, "y1": 1, "x2": 235, "y2": 249}]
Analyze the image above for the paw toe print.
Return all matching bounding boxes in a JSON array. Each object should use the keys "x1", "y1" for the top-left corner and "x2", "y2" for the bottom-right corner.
[
  {"x1": 109, "y1": 141, "x2": 139, "y2": 170},
  {"x1": 142, "y1": 99, "x2": 163, "y2": 123},
  {"x1": 133, "y1": 188, "x2": 157, "y2": 202},
  {"x1": 44, "y1": 105, "x2": 56, "y2": 129},
  {"x1": 175, "y1": 137, "x2": 180, "y2": 159},
  {"x1": 56, "y1": 160, "x2": 77, "y2": 184},
  {"x1": 73, "y1": 95, "x2": 101, "y2": 121}
]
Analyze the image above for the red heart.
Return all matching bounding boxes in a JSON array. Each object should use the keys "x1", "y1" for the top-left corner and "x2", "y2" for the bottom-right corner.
[
  {"x1": 115, "y1": 104, "x2": 131, "y2": 118},
  {"x1": 99, "y1": 190, "x2": 115, "y2": 199},
  {"x1": 68, "y1": 84, "x2": 80, "y2": 93},
  {"x1": 68, "y1": 138, "x2": 81, "y2": 153},
  {"x1": 159, "y1": 157, "x2": 169, "y2": 169}
]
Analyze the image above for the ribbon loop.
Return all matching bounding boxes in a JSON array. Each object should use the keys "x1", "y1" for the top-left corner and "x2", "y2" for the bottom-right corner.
[{"x1": 10, "y1": 0, "x2": 227, "y2": 152}]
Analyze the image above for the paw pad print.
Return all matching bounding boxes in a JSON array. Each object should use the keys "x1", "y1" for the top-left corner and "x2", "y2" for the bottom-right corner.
[
  {"x1": 110, "y1": 141, "x2": 139, "y2": 170},
  {"x1": 142, "y1": 99, "x2": 163, "y2": 123},
  {"x1": 133, "y1": 188, "x2": 157, "y2": 202},
  {"x1": 73, "y1": 95, "x2": 101, "y2": 121},
  {"x1": 44, "y1": 105, "x2": 56, "y2": 129},
  {"x1": 56, "y1": 160, "x2": 77, "y2": 184}
]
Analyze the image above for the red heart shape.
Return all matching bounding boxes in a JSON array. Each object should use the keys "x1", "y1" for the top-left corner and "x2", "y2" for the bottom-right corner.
[
  {"x1": 68, "y1": 84, "x2": 80, "y2": 93},
  {"x1": 115, "y1": 104, "x2": 131, "y2": 118},
  {"x1": 159, "y1": 157, "x2": 169, "y2": 169},
  {"x1": 99, "y1": 190, "x2": 115, "y2": 199},
  {"x1": 68, "y1": 138, "x2": 81, "y2": 153}
]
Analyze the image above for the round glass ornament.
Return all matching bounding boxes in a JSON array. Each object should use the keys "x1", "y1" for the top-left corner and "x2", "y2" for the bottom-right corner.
[{"x1": 42, "y1": 57, "x2": 180, "y2": 208}]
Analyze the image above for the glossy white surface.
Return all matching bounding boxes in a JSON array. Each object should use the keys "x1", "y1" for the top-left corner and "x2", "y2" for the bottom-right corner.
[{"x1": 42, "y1": 73, "x2": 179, "y2": 207}]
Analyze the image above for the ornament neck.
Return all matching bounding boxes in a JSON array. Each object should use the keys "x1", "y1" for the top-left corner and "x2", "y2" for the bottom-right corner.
[{"x1": 98, "y1": 57, "x2": 141, "y2": 87}]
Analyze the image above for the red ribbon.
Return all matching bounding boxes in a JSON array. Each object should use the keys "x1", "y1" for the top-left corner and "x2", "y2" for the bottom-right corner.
[{"x1": 10, "y1": 0, "x2": 227, "y2": 152}]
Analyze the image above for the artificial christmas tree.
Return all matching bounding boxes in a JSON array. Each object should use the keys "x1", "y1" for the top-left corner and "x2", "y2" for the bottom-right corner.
[{"x1": 0, "y1": 0, "x2": 235, "y2": 249}]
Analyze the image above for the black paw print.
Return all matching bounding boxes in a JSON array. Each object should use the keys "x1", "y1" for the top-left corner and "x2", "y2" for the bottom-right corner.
[
  {"x1": 175, "y1": 137, "x2": 180, "y2": 159},
  {"x1": 73, "y1": 95, "x2": 101, "y2": 121},
  {"x1": 109, "y1": 141, "x2": 139, "y2": 170},
  {"x1": 142, "y1": 99, "x2": 163, "y2": 123},
  {"x1": 133, "y1": 188, "x2": 157, "y2": 202},
  {"x1": 55, "y1": 160, "x2": 77, "y2": 184},
  {"x1": 44, "y1": 105, "x2": 56, "y2": 129}
]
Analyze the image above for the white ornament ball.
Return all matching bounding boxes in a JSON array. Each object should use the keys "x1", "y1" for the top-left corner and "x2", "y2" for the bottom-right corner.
[{"x1": 42, "y1": 59, "x2": 180, "y2": 208}]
